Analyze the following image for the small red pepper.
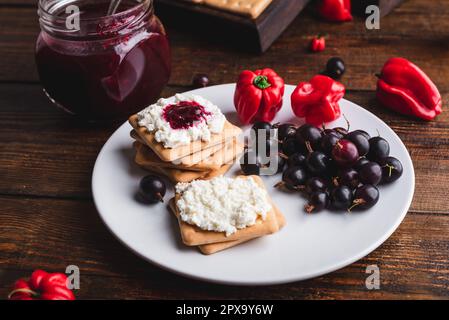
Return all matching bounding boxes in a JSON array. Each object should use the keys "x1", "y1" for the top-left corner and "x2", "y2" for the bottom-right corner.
[
  {"x1": 291, "y1": 75, "x2": 345, "y2": 126},
  {"x1": 377, "y1": 57, "x2": 442, "y2": 121},
  {"x1": 311, "y1": 35, "x2": 326, "y2": 52},
  {"x1": 234, "y1": 68, "x2": 285, "y2": 124},
  {"x1": 8, "y1": 269, "x2": 75, "y2": 300},
  {"x1": 318, "y1": 0, "x2": 353, "y2": 22}
]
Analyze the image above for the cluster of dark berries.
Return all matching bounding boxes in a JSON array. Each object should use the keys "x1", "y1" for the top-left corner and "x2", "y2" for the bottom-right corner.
[{"x1": 240, "y1": 120, "x2": 403, "y2": 213}]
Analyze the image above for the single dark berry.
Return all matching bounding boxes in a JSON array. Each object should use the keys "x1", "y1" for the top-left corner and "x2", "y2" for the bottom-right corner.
[
  {"x1": 282, "y1": 137, "x2": 300, "y2": 156},
  {"x1": 378, "y1": 156, "x2": 403, "y2": 184},
  {"x1": 332, "y1": 139, "x2": 359, "y2": 167},
  {"x1": 337, "y1": 168, "x2": 360, "y2": 189},
  {"x1": 353, "y1": 129, "x2": 370, "y2": 140},
  {"x1": 367, "y1": 137, "x2": 390, "y2": 162},
  {"x1": 192, "y1": 73, "x2": 209, "y2": 88},
  {"x1": 324, "y1": 128, "x2": 345, "y2": 139},
  {"x1": 240, "y1": 150, "x2": 262, "y2": 175},
  {"x1": 326, "y1": 57, "x2": 346, "y2": 79},
  {"x1": 296, "y1": 124, "x2": 322, "y2": 150},
  {"x1": 334, "y1": 127, "x2": 349, "y2": 137},
  {"x1": 305, "y1": 177, "x2": 328, "y2": 194},
  {"x1": 279, "y1": 166, "x2": 308, "y2": 190},
  {"x1": 273, "y1": 155, "x2": 286, "y2": 174},
  {"x1": 321, "y1": 133, "x2": 340, "y2": 155},
  {"x1": 287, "y1": 152, "x2": 307, "y2": 167},
  {"x1": 358, "y1": 162, "x2": 382, "y2": 185},
  {"x1": 139, "y1": 175, "x2": 166, "y2": 204},
  {"x1": 323, "y1": 128, "x2": 338, "y2": 136},
  {"x1": 306, "y1": 151, "x2": 330, "y2": 176},
  {"x1": 276, "y1": 123, "x2": 297, "y2": 141},
  {"x1": 350, "y1": 185, "x2": 380, "y2": 211},
  {"x1": 346, "y1": 131, "x2": 370, "y2": 156},
  {"x1": 252, "y1": 121, "x2": 273, "y2": 140},
  {"x1": 354, "y1": 157, "x2": 370, "y2": 171},
  {"x1": 331, "y1": 185, "x2": 353, "y2": 210},
  {"x1": 255, "y1": 138, "x2": 277, "y2": 157},
  {"x1": 305, "y1": 191, "x2": 330, "y2": 213}
]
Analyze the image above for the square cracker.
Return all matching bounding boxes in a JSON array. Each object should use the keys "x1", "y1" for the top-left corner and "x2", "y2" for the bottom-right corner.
[
  {"x1": 168, "y1": 198, "x2": 286, "y2": 255},
  {"x1": 136, "y1": 156, "x2": 234, "y2": 183},
  {"x1": 173, "y1": 175, "x2": 280, "y2": 246},
  {"x1": 131, "y1": 130, "x2": 227, "y2": 167},
  {"x1": 138, "y1": 161, "x2": 207, "y2": 182},
  {"x1": 204, "y1": 0, "x2": 272, "y2": 19},
  {"x1": 129, "y1": 114, "x2": 242, "y2": 162},
  {"x1": 134, "y1": 140, "x2": 207, "y2": 172},
  {"x1": 133, "y1": 137, "x2": 244, "y2": 172}
]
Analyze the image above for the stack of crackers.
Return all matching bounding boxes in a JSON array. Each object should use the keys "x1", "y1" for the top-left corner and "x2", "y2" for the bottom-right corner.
[
  {"x1": 128, "y1": 114, "x2": 243, "y2": 183},
  {"x1": 169, "y1": 176, "x2": 286, "y2": 255}
]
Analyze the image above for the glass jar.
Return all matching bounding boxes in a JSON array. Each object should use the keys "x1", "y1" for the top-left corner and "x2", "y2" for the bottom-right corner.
[{"x1": 36, "y1": 0, "x2": 171, "y2": 120}]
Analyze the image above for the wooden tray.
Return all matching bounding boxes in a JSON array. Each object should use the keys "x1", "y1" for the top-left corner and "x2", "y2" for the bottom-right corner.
[{"x1": 154, "y1": 0, "x2": 311, "y2": 53}]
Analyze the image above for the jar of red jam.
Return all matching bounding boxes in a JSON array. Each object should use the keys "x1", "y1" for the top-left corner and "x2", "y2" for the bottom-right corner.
[{"x1": 36, "y1": 0, "x2": 171, "y2": 120}]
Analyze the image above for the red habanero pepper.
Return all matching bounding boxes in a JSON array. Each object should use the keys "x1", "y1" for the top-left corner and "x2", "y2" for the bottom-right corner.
[
  {"x1": 318, "y1": 0, "x2": 353, "y2": 22},
  {"x1": 311, "y1": 35, "x2": 326, "y2": 52},
  {"x1": 377, "y1": 57, "x2": 442, "y2": 121},
  {"x1": 291, "y1": 75, "x2": 345, "y2": 126},
  {"x1": 8, "y1": 269, "x2": 75, "y2": 300},
  {"x1": 234, "y1": 68, "x2": 285, "y2": 124}
]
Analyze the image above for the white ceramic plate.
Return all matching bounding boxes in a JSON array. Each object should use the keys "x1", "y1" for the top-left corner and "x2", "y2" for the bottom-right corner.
[{"x1": 92, "y1": 84, "x2": 415, "y2": 285}]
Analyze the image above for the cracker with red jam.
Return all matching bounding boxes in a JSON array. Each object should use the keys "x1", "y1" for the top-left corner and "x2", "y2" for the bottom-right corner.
[{"x1": 129, "y1": 114, "x2": 241, "y2": 162}]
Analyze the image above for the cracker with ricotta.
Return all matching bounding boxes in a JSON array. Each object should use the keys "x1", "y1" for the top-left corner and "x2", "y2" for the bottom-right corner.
[
  {"x1": 199, "y1": 202, "x2": 285, "y2": 255},
  {"x1": 172, "y1": 176, "x2": 282, "y2": 246},
  {"x1": 168, "y1": 198, "x2": 286, "y2": 255}
]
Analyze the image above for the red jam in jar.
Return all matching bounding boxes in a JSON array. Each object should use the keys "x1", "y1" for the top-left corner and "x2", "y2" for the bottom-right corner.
[{"x1": 36, "y1": 0, "x2": 171, "y2": 120}]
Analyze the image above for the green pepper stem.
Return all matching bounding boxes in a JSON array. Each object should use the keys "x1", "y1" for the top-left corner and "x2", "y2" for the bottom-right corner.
[{"x1": 253, "y1": 75, "x2": 272, "y2": 90}]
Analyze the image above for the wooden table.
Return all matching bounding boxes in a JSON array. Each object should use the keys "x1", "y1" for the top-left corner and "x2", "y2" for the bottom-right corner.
[{"x1": 0, "y1": 0, "x2": 448, "y2": 299}]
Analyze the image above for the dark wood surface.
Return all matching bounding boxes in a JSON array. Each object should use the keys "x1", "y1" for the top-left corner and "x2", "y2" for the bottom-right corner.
[
  {"x1": 352, "y1": 0, "x2": 406, "y2": 17},
  {"x1": 0, "y1": 0, "x2": 448, "y2": 299}
]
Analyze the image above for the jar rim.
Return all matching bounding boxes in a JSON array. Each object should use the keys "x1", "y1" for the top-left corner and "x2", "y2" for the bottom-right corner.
[
  {"x1": 38, "y1": 0, "x2": 152, "y2": 21},
  {"x1": 38, "y1": 0, "x2": 154, "y2": 39}
]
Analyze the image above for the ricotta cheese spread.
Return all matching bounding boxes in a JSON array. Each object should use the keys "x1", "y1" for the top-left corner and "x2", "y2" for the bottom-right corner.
[
  {"x1": 137, "y1": 94, "x2": 226, "y2": 148},
  {"x1": 175, "y1": 176, "x2": 272, "y2": 236}
]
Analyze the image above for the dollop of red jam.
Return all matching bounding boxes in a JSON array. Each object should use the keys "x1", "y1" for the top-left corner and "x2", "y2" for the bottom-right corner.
[{"x1": 163, "y1": 101, "x2": 211, "y2": 129}]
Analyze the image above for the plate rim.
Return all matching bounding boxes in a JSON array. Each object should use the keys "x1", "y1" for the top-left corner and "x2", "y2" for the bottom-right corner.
[{"x1": 92, "y1": 83, "x2": 415, "y2": 286}]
